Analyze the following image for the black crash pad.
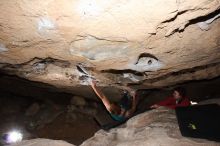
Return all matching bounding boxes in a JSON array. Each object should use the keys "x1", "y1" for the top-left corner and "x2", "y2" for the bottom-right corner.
[{"x1": 175, "y1": 104, "x2": 220, "y2": 142}]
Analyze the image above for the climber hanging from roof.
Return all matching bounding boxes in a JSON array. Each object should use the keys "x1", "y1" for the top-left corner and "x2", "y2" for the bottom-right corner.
[
  {"x1": 76, "y1": 64, "x2": 138, "y2": 122},
  {"x1": 90, "y1": 80, "x2": 138, "y2": 122}
]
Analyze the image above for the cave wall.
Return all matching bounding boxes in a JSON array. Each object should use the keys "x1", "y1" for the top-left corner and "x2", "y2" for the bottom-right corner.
[{"x1": 0, "y1": 0, "x2": 220, "y2": 94}]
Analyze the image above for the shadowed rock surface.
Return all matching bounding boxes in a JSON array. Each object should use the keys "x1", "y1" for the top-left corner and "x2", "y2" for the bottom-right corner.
[
  {"x1": 81, "y1": 107, "x2": 220, "y2": 146},
  {"x1": 9, "y1": 106, "x2": 220, "y2": 146}
]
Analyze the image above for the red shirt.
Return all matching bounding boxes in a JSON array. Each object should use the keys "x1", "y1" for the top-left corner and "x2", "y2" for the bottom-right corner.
[{"x1": 157, "y1": 96, "x2": 190, "y2": 109}]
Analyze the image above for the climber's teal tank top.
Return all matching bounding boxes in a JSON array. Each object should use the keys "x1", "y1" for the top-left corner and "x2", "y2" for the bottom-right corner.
[{"x1": 110, "y1": 113, "x2": 126, "y2": 122}]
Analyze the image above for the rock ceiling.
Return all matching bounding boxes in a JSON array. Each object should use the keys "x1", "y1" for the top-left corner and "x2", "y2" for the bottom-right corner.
[{"x1": 0, "y1": 0, "x2": 220, "y2": 94}]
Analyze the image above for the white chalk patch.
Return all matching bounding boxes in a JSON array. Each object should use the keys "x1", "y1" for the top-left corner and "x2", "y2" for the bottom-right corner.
[
  {"x1": 197, "y1": 13, "x2": 220, "y2": 31},
  {"x1": 123, "y1": 73, "x2": 142, "y2": 82},
  {"x1": 38, "y1": 17, "x2": 55, "y2": 31},
  {"x1": 70, "y1": 46, "x2": 128, "y2": 61},
  {"x1": 69, "y1": 35, "x2": 130, "y2": 61},
  {"x1": 123, "y1": 73, "x2": 130, "y2": 78},
  {"x1": 205, "y1": 13, "x2": 220, "y2": 24},
  {"x1": 130, "y1": 57, "x2": 163, "y2": 72},
  {"x1": 197, "y1": 22, "x2": 210, "y2": 31},
  {"x1": 0, "y1": 43, "x2": 8, "y2": 52},
  {"x1": 32, "y1": 63, "x2": 46, "y2": 73}
]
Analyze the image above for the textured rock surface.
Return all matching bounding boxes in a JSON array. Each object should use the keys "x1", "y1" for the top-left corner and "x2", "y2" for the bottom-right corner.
[
  {"x1": 9, "y1": 138, "x2": 75, "y2": 146},
  {"x1": 6, "y1": 106, "x2": 220, "y2": 146},
  {"x1": 81, "y1": 107, "x2": 220, "y2": 146},
  {"x1": 0, "y1": 0, "x2": 220, "y2": 95}
]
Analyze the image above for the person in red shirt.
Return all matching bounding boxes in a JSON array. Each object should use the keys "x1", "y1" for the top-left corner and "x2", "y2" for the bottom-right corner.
[{"x1": 151, "y1": 87, "x2": 190, "y2": 109}]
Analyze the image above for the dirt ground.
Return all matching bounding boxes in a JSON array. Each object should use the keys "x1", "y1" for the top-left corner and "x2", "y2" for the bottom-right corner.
[
  {"x1": 0, "y1": 93, "x2": 100, "y2": 145},
  {"x1": 35, "y1": 113, "x2": 99, "y2": 145}
]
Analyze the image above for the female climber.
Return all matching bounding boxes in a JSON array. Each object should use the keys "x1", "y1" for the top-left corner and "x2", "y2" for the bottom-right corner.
[{"x1": 90, "y1": 80, "x2": 138, "y2": 122}]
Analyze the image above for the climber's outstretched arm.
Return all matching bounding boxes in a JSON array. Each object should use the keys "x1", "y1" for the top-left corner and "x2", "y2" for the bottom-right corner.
[{"x1": 90, "y1": 80, "x2": 111, "y2": 112}]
